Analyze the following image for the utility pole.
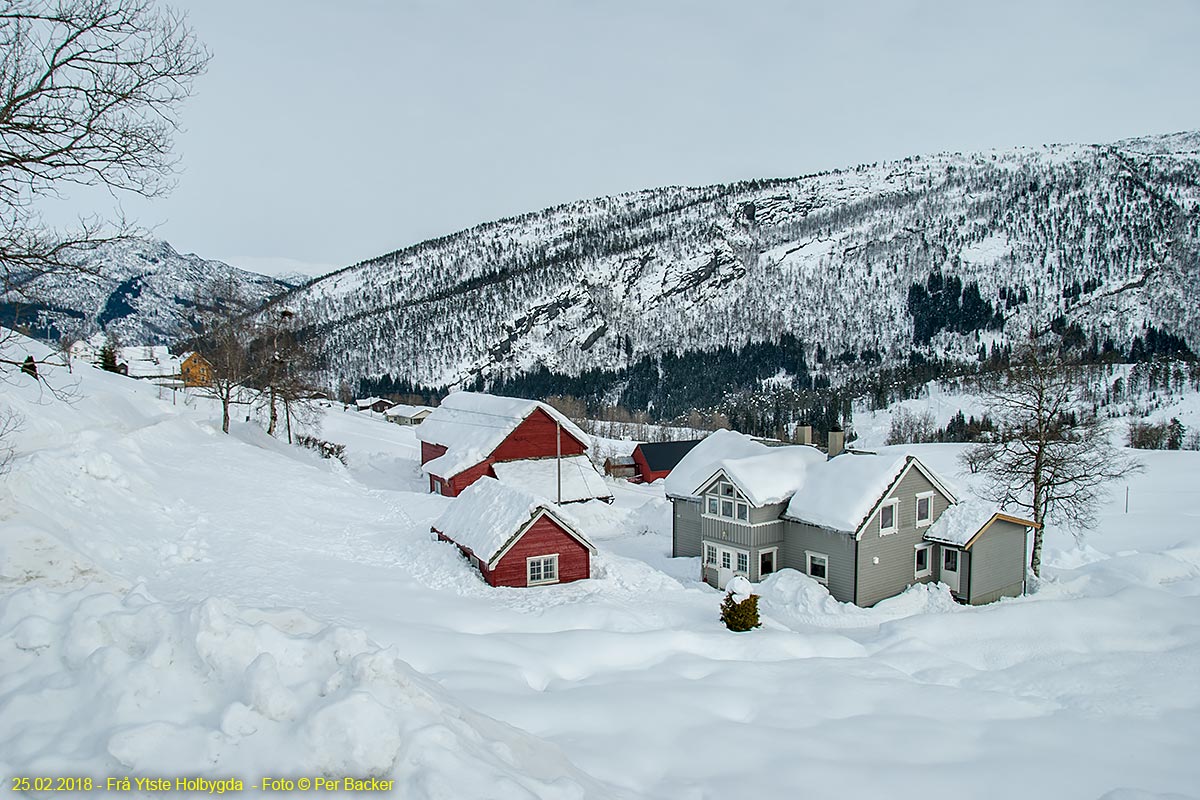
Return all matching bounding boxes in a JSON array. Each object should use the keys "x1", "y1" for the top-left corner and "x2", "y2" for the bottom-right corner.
[{"x1": 556, "y1": 420, "x2": 562, "y2": 505}]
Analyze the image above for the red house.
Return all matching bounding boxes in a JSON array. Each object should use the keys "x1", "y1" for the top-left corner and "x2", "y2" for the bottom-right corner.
[
  {"x1": 418, "y1": 392, "x2": 591, "y2": 497},
  {"x1": 431, "y1": 477, "x2": 595, "y2": 587},
  {"x1": 631, "y1": 439, "x2": 704, "y2": 483}
]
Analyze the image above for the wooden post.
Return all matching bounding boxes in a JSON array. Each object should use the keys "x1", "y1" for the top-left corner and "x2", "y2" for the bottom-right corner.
[{"x1": 556, "y1": 420, "x2": 562, "y2": 505}]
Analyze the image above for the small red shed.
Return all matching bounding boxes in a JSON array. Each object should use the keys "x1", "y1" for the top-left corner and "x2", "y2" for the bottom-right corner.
[
  {"x1": 418, "y1": 392, "x2": 591, "y2": 497},
  {"x1": 431, "y1": 477, "x2": 595, "y2": 588},
  {"x1": 631, "y1": 439, "x2": 704, "y2": 483}
]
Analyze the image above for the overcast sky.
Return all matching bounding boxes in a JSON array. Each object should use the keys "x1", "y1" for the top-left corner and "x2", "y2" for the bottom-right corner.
[{"x1": 45, "y1": 0, "x2": 1200, "y2": 278}]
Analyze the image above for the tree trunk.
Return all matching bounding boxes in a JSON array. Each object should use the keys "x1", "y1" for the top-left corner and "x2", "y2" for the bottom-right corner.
[
  {"x1": 284, "y1": 400, "x2": 292, "y2": 444},
  {"x1": 221, "y1": 394, "x2": 231, "y2": 434},
  {"x1": 1030, "y1": 518, "x2": 1044, "y2": 578},
  {"x1": 267, "y1": 386, "x2": 278, "y2": 436}
]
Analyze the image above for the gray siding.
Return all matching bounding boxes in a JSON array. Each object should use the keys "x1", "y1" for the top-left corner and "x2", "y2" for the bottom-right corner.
[
  {"x1": 700, "y1": 515, "x2": 785, "y2": 548},
  {"x1": 750, "y1": 501, "x2": 787, "y2": 524},
  {"x1": 856, "y1": 466, "x2": 953, "y2": 607},
  {"x1": 966, "y1": 519, "x2": 1028, "y2": 604},
  {"x1": 672, "y1": 499, "x2": 702, "y2": 558},
  {"x1": 782, "y1": 522, "x2": 857, "y2": 603}
]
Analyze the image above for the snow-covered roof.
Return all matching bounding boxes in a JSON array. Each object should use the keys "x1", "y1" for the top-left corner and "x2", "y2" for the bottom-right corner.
[
  {"x1": 701, "y1": 445, "x2": 828, "y2": 507},
  {"x1": 355, "y1": 397, "x2": 391, "y2": 408},
  {"x1": 925, "y1": 500, "x2": 1036, "y2": 548},
  {"x1": 118, "y1": 345, "x2": 181, "y2": 379},
  {"x1": 383, "y1": 403, "x2": 433, "y2": 418},
  {"x1": 431, "y1": 477, "x2": 588, "y2": 564},
  {"x1": 493, "y1": 456, "x2": 613, "y2": 504},
  {"x1": 663, "y1": 429, "x2": 772, "y2": 500},
  {"x1": 784, "y1": 453, "x2": 915, "y2": 533},
  {"x1": 418, "y1": 392, "x2": 590, "y2": 479}
]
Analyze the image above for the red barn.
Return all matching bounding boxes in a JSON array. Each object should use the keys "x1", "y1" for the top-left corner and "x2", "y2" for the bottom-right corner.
[
  {"x1": 418, "y1": 392, "x2": 591, "y2": 497},
  {"x1": 431, "y1": 477, "x2": 595, "y2": 587},
  {"x1": 631, "y1": 439, "x2": 704, "y2": 483}
]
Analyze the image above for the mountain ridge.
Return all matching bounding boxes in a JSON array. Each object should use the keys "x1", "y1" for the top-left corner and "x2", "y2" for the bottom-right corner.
[{"x1": 274, "y1": 130, "x2": 1200, "y2": 398}]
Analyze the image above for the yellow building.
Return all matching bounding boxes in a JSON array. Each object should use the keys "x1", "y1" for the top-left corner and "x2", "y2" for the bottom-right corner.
[{"x1": 180, "y1": 352, "x2": 213, "y2": 387}]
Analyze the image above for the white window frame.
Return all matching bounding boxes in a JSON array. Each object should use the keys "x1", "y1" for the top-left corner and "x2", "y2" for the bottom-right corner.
[
  {"x1": 703, "y1": 480, "x2": 752, "y2": 524},
  {"x1": 915, "y1": 491, "x2": 935, "y2": 527},
  {"x1": 806, "y1": 550, "x2": 829, "y2": 585},
  {"x1": 708, "y1": 542, "x2": 751, "y2": 577},
  {"x1": 914, "y1": 543, "x2": 933, "y2": 578},
  {"x1": 704, "y1": 543, "x2": 718, "y2": 566},
  {"x1": 526, "y1": 554, "x2": 560, "y2": 586},
  {"x1": 879, "y1": 499, "x2": 899, "y2": 536}
]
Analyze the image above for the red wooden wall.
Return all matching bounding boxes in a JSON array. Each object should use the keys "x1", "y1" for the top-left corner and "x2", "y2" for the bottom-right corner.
[
  {"x1": 492, "y1": 408, "x2": 587, "y2": 462},
  {"x1": 632, "y1": 446, "x2": 670, "y2": 483},
  {"x1": 421, "y1": 441, "x2": 447, "y2": 465}
]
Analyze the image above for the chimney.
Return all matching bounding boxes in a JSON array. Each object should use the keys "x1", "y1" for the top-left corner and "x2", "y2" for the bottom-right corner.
[
  {"x1": 796, "y1": 425, "x2": 813, "y2": 446},
  {"x1": 826, "y1": 428, "x2": 844, "y2": 459}
]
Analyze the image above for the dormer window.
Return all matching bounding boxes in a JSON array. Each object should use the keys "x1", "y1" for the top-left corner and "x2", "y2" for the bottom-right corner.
[{"x1": 705, "y1": 480, "x2": 750, "y2": 522}]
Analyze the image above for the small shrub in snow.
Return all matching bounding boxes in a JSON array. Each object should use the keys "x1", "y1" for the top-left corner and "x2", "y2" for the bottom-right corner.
[
  {"x1": 720, "y1": 590, "x2": 761, "y2": 632},
  {"x1": 295, "y1": 435, "x2": 347, "y2": 465}
]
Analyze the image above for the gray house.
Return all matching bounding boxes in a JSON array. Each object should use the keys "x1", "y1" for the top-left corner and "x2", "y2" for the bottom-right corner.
[{"x1": 667, "y1": 430, "x2": 1035, "y2": 607}]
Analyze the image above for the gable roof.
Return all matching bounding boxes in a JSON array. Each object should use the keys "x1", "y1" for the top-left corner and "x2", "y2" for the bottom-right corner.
[
  {"x1": 698, "y1": 445, "x2": 828, "y2": 507},
  {"x1": 383, "y1": 403, "x2": 434, "y2": 418},
  {"x1": 355, "y1": 396, "x2": 392, "y2": 409},
  {"x1": 492, "y1": 455, "x2": 613, "y2": 504},
  {"x1": 924, "y1": 500, "x2": 1038, "y2": 548},
  {"x1": 418, "y1": 392, "x2": 590, "y2": 479},
  {"x1": 663, "y1": 429, "x2": 772, "y2": 500},
  {"x1": 635, "y1": 439, "x2": 704, "y2": 473},
  {"x1": 784, "y1": 453, "x2": 957, "y2": 534},
  {"x1": 431, "y1": 477, "x2": 591, "y2": 565}
]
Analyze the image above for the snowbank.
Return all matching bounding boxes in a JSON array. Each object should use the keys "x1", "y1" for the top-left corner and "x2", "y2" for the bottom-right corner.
[{"x1": 0, "y1": 586, "x2": 616, "y2": 797}]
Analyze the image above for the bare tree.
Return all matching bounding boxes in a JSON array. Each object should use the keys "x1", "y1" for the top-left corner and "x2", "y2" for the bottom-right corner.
[
  {"x1": 961, "y1": 342, "x2": 1142, "y2": 576},
  {"x1": 251, "y1": 308, "x2": 320, "y2": 443},
  {"x1": 192, "y1": 281, "x2": 256, "y2": 434},
  {"x1": 0, "y1": 0, "x2": 208, "y2": 297}
]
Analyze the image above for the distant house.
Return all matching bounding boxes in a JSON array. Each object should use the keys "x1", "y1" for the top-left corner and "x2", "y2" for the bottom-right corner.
[
  {"x1": 417, "y1": 392, "x2": 591, "y2": 498},
  {"x1": 113, "y1": 345, "x2": 183, "y2": 386},
  {"x1": 180, "y1": 353, "x2": 212, "y2": 387},
  {"x1": 667, "y1": 430, "x2": 1034, "y2": 606},
  {"x1": 603, "y1": 455, "x2": 637, "y2": 479},
  {"x1": 355, "y1": 397, "x2": 395, "y2": 413},
  {"x1": 632, "y1": 439, "x2": 704, "y2": 483},
  {"x1": 383, "y1": 403, "x2": 434, "y2": 426},
  {"x1": 432, "y1": 477, "x2": 595, "y2": 587}
]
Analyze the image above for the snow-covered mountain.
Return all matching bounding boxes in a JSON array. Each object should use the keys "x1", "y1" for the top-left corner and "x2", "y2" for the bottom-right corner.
[
  {"x1": 278, "y1": 131, "x2": 1200, "y2": 393},
  {"x1": 2, "y1": 238, "x2": 291, "y2": 345}
]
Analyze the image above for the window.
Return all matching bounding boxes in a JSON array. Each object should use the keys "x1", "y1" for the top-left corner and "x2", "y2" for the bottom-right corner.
[
  {"x1": 432, "y1": 479, "x2": 443, "y2": 496},
  {"x1": 760, "y1": 549, "x2": 776, "y2": 577},
  {"x1": 915, "y1": 544, "x2": 932, "y2": 578},
  {"x1": 705, "y1": 544, "x2": 718, "y2": 565},
  {"x1": 527, "y1": 555, "x2": 559, "y2": 585},
  {"x1": 915, "y1": 492, "x2": 934, "y2": 527},
  {"x1": 806, "y1": 552, "x2": 829, "y2": 584},
  {"x1": 943, "y1": 549, "x2": 958, "y2": 572},
  {"x1": 737, "y1": 551, "x2": 749, "y2": 573},
  {"x1": 704, "y1": 480, "x2": 752, "y2": 523},
  {"x1": 721, "y1": 550, "x2": 732, "y2": 570},
  {"x1": 879, "y1": 500, "x2": 898, "y2": 535}
]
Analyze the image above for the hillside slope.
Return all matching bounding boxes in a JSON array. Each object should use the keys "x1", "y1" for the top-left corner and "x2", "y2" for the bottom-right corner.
[
  {"x1": 281, "y1": 131, "x2": 1200, "y2": 392},
  {"x1": 2, "y1": 238, "x2": 290, "y2": 345}
]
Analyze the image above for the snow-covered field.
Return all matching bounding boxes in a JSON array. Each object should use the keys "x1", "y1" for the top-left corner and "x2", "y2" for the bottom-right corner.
[{"x1": 2, "y1": 337, "x2": 1199, "y2": 798}]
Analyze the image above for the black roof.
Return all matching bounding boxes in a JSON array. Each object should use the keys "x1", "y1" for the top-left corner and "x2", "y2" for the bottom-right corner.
[{"x1": 636, "y1": 439, "x2": 704, "y2": 472}]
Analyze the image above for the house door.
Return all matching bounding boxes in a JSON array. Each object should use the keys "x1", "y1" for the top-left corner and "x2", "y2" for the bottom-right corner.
[{"x1": 942, "y1": 547, "x2": 961, "y2": 594}]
